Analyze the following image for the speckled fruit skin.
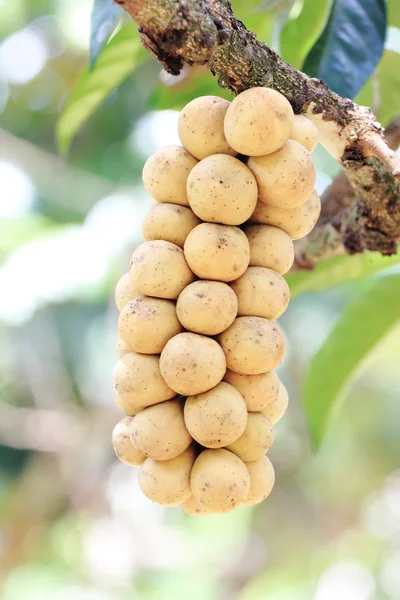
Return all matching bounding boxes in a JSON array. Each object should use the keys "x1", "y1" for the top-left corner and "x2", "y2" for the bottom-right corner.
[
  {"x1": 242, "y1": 456, "x2": 275, "y2": 506},
  {"x1": 290, "y1": 114, "x2": 319, "y2": 152},
  {"x1": 226, "y1": 412, "x2": 274, "y2": 461},
  {"x1": 112, "y1": 417, "x2": 146, "y2": 466},
  {"x1": 142, "y1": 202, "x2": 200, "y2": 248},
  {"x1": 261, "y1": 381, "x2": 289, "y2": 424},
  {"x1": 223, "y1": 369, "x2": 279, "y2": 413},
  {"x1": 245, "y1": 224, "x2": 294, "y2": 274},
  {"x1": 231, "y1": 266, "x2": 290, "y2": 320}
]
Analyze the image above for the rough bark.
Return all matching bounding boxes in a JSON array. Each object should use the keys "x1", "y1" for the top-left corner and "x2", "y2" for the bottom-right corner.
[{"x1": 115, "y1": 0, "x2": 400, "y2": 261}]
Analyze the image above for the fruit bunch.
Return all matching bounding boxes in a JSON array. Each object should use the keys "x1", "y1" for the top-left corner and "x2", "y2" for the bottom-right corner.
[{"x1": 112, "y1": 88, "x2": 320, "y2": 515}]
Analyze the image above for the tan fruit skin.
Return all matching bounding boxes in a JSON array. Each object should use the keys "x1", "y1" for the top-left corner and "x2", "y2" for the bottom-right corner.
[
  {"x1": 224, "y1": 369, "x2": 279, "y2": 412},
  {"x1": 142, "y1": 202, "x2": 200, "y2": 248},
  {"x1": 231, "y1": 266, "x2": 290, "y2": 320},
  {"x1": 242, "y1": 456, "x2": 275, "y2": 506},
  {"x1": 245, "y1": 224, "x2": 294, "y2": 274},
  {"x1": 112, "y1": 417, "x2": 146, "y2": 466},
  {"x1": 226, "y1": 412, "x2": 274, "y2": 462}
]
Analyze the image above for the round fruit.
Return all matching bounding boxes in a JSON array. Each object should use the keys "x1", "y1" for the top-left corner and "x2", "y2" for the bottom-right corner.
[
  {"x1": 112, "y1": 417, "x2": 146, "y2": 466},
  {"x1": 290, "y1": 114, "x2": 319, "y2": 152},
  {"x1": 184, "y1": 382, "x2": 247, "y2": 448},
  {"x1": 142, "y1": 144, "x2": 197, "y2": 206},
  {"x1": 224, "y1": 369, "x2": 279, "y2": 412},
  {"x1": 224, "y1": 87, "x2": 294, "y2": 156},
  {"x1": 227, "y1": 412, "x2": 274, "y2": 461},
  {"x1": 130, "y1": 240, "x2": 194, "y2": 299},
  {"x1": 181, "y1": 495, "x2": 212, "y2": 516},
  {"x1": 231, "y1": 266, "x2": 290, "y2": 320},
  {"x1": 142, "y1": 202, "x2": 200, "y2": 248},
  {"x1": 176, "y1": 280, "x2": 238, "y2": 335},
  {"x1": 186, "y1": 154, "x2": 257, "y2": 225},
  {"x1": 116, "y1": 333, "x2": 131, "y2": 358},
  {"x1": 131, "y1": 399, "x2": 192, "y2": 461},
  {"x1": 118, "y1": 296, "x2": 182, "y2": 354},
  {"x1": 246, "y1": 224, "x2": 294, "y2": 274},
  {"x1": 251, "y1": 190, "x2": 321, "y2": 240},
  {"x1": 113, "y1": 353, "x2": 175, "y2": 416},
  {"x1": 139, "y1": 445, "x2": 196, "y2": 506},
  {"x1": 219, "y1": 316, "x2": 285, "y2": 375},
  {"x1": 261, "y1": 381, "x2": 289, "y2": 424},
  {"x1": 178, "y1": 96, "x2": 236, "y2": 159},
  {"x1": 184, "y1": 223, "x2": 250, "y2": 282},
  {"x1": 160, "y1": 332, "x2": 226, "y2": 395},
  {"x1": 248, "y1": 140, "x2": 316, "y2": 208},
  {"x1": 190, "y1": 448, "x2": 250, "y2": 513},
  {"x1": 115, "y1": 273, "x2": 138, "y2": 312},
  {"x1": 242, "y1": 456, "x2": 275, "y2": 506}
]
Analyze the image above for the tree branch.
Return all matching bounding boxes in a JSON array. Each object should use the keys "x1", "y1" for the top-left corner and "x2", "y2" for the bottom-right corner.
[{"x1": 114, "y1": 0, "x2": 400, "y2": 260}]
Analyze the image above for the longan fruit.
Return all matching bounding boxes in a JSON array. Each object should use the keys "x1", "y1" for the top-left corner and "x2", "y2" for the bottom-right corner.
[
  {"x1": 224, "y1": 369, "x2": 279, "y2": 412},
  {"x1": 290, "y1": 114, "x2": 319, "y2": 152},
  {"x1": 231, "y1": 267, "x2": 290, "y2": 320},
  {"x1": 142, "y1": 203, "x2": 200, "y2": 248},
  {"x1": 251, "y1": 190, "x2": 321, "y2": 240},
  {"x1": 130, "y1": 240, "x2": 195, "y2": 300},
  {"x1": 114, "y1": 353, "x2": 175, "y2": 416},
  {"x1": 245, "y1": 224, "x2": 294, "y2": 274},
  {"x1": 118, "y1": 296, "x2": 182, "y2": 354},
  {"x1": 131, "y1": 399, "x2": 192, "y2": 461},
  {"x1": 261, "y1": 381, "x2": 289, "y2": 424},
  {"x1": 139, "y1": 444, "x2": 196, "y2": 506},
  {"x1": 242, "y1": 456, "x2": 275, "y2": 506},
  {"x1": 190, "y1": 449, "x2": 250, "y2": 513},
  {"x1": 178, "y1": 96, "x2": 237, "y2": 160},
  {"x1": 181, "y1": 495, "x2": 212, "y2": 516},
  {"x1": 115, "y1": 273, "x2": 138, "y2": 312},
  {"x1": 224, "y1": 87, "x2": 294, "y2": 156},
  {"x1": 184, "y1": 382, "x2": 247, "y2": 448},
  {"x1": 160, "y1": 332, "x2": 226, "y2": 395},
  {"x1": 176, "y1": 280, "x2": 238, "y2": 335},
  {"x1": 248, "y1": 140, "x2": 316, "y2": 208},
  {"x1": 218, "y1": 316, "x2": 285, "y2": 375},
  {"x1": 227, "y1": 413, "x2": 274, "y2": 461},
  {"x1": 112, "y1": 417, "x2": 146, "y2": 466},
  {"x1": 116, "y1": 333, "x2": 131, "y2": 358},
  {"x1": 142, "y1": 144, "x2": 197, "y2": 206},
  {"x1": 186, "y1": 154, "x2": 257, "y2": 225},
  {"x1": 184, "y1": 223, "x2": 250, "y2": 282}
]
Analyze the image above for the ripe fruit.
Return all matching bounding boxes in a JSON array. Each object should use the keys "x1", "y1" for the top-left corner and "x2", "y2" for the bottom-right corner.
[
  {"x1": 115, "y1": 273, "x2": 138, "y2": 312},
  {"x1": 187, "y1": 154, "x2": 257, "y2": 225},
  {"x1": 112, "y1": 417, "x2": 146, "y2": 466},
  {"x1": 290, "y1": 114, "x2": 319, "y2": 152},
  {"x1": 184, "y1": 381, "x2": 248, "y2": 448},
  {"x1": 245, "y1": 224, "x2": 294, "y2": 274},
  {"x1": 242, "y1": 456, "x2": 275, "y2": 506},
  {"x1": 142, "y1": 202, "x2": 200, "y2": 248},
  {"x1": 181, "y1": 494, "x2": 212, "y2": 516},
  {"x1": 142, "y1": 144, "x2": 197, "y2": 206},
  {"x1": 224, "y1": 87, "x2": 294, "y2": 156},
  {"x1": 226, "y1": 412, "x2": 274, "y2": 461},
  {"x1": 184, "y1": 223, "x2": 250, "y2": 281},
  {"x1": 261, "y1": 381, "x2": 289, "y2": 424},
  {"x1": 231, "y1": 266, "x2": 290, "y2": 320},
  {"x1": 116, "y1": 333, "x2": 131, "y2": 358},
  {"x1": 223, "y1": 369, "x2": 279, "y2": 412},
  {"x1": 190, "y1": 448, "x2": 250, "y2": 513},
  {"x1": 176, "y1": 280, "x2": 238, "y2": 335},
  {"x1": 178, "y1": 96, "x2": 236, "y2": 160}
]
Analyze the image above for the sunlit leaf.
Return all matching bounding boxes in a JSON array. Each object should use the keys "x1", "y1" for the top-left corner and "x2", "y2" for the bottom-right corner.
[
  {"x1": 90, "y1": 0, "x2": 123, "y2": 68},
  {"x1": 303, "y1": 274, "x2": 400, "y2": 446}
]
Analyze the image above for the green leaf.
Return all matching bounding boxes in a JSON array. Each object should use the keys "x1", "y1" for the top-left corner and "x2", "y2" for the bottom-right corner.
[
  {"x1": 303, "y1": 274, "x2": 400, "y2": 446},
  {"x1": 280, "y1": 0, "x2": 333, "y2": 69},
  {"x1": 56, "y1": 23, "x2": 145, "y2": 154},
  {"x1": 287, "y1": 251, "x2": 400, "y2": 299},
  {"x1": 90, "y1": 0, "x2": 123, "y2": 69},
  {"x1": 388, "y1": 0, "x2": 400, "y2": 27}
]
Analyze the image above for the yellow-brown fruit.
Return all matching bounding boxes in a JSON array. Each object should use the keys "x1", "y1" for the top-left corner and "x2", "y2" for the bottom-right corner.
[
  {"x1": 131, "y1": 399, "x2": 192, "y2": 461},
  {"x1": 176, "y1": 280, "x2": 238, "y2": 335},
  {"x1": 142, "y1": 202, "x2": 201, "y2": 248},
  {"x1": 190, "y1": 448, "x2": 250, "y2": 513},
  {"x1": 142, "y1": 144, "x2": 197, "y2": 206},
  {"x1": 113, "y1": 353, "x2": 175, "y2": 416},
  {"x1": 160, "y1": 332, "x2": 226, "y2": 395},
  {"x1": 248, "y1": 140, "x2": 316, "y2": 208},
  {"x1": 227, "y1": 412, "x2": 274, "y2": 461},
  {"x1": 251, "y1": 190, "x2": 321, "y2": 240},
  {"x1": 118, "y1": 296, "x2": 182, "y2": 354},
  {"x1": 184, "y1": 223, "x2": 250, "y2": 282},
  {"x1": 224, "y1": 369, "x2": 279, "y2": 412},
  {"x1": 115, "y1": 273, "x2": 138, "y2": 312},
  {"x1": 186, "y1": 154, "x2": 257, "y2": 225},
  {"x1": 224, "y1": 87, "x2": 294, "y2": 156},
  {"x1": 219, "y1": 317, "x2": 285, "y2": 375},
  {"x1": 116, "y1": 333, "x2": 131, "y2": 358},
  {"x1": 261, "y1": 381, "x2": 289, "y2": 424},
  {"x1": 246, "y1": 224, "x2": 294, "y2": 274},
  {"x1": 139, "y1": 444, "x2": 196, "y2": 506},
  {"x1": 178, "y1": 96, "x2": 237, "y2": 160},
  {"x1": 242, "y1": 456, "x2": 275, "y2": 506},
  {"x1": 290, "y1": 114, "x2": 319, "y2": 152},
  {"x1": 130, "y1": 240, "x2": 195, "y2": 299},
  {"x1": 231, "y1": 266, "x2": 290, "y2": 320},
  {"x1": 181, "y1": 495, "x2": 212, "y2": 516},
  {"x1": 112, "y1": 417, "x2": 146, "y2": 466},
  {"x1": 184, "y1": 381, "x2": 247, "y2": 448}
]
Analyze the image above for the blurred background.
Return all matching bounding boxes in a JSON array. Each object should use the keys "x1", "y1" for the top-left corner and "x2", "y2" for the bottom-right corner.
[{"x1": 0, "y1": 0, "x2": 400, "y2": 598}]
